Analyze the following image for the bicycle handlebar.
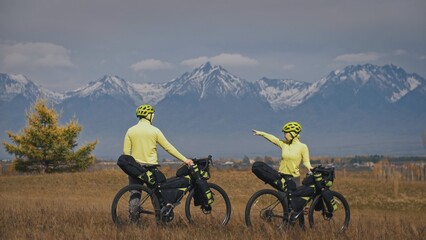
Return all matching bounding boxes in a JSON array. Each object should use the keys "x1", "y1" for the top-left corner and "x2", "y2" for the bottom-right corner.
[
  {"x1": 312, "y1": 164, "x2": 334, "y2": 172},
  {"x1": 192, "y1": 155, "x2": 212, "y2": 162},
  {"x1": 191, "y1": 155, "x2": 213, "y2": 170}
]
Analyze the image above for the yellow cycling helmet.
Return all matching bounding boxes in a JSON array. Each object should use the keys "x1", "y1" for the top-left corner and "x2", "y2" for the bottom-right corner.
[
  {"x1": 136, "y1": 104, "x2": 154, "y2": 118},
  {"x1": 282, "y1": 121, "x2": 302, "y2": 133}
]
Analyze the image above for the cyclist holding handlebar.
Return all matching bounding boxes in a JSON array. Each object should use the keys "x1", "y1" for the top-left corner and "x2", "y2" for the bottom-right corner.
[
  {"x1": 123, "y1": 104, "x2": 193, "y2": 171},
  {"x1": 122, "y1": 104, "x2": 193, "y2": 213}
]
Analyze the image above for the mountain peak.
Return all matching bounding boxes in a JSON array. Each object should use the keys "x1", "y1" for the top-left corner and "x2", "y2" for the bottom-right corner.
[
  {"x1": 321, "y1": 63, "x2": 425, "y2": 103},
  {"x1": 191, "y1": 62, "x2": 226, "y2": 79},
  {"x1": 65, "y1": 75, "x2": 143, "y2": 104},
  {"x1": 0, "y1": 73, "x2": 64, "y2": 102},
  {"x1": 199, "y1": 62, "x2": 213, "y2": 72},
  {"x1": 167, "y1": 62, "x2": 256, "y2": 99},
  {"x1": 0, "y1": 73, "x2": 39, "y2": 101}
]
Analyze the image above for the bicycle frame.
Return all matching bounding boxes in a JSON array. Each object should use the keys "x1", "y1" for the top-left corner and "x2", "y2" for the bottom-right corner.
[
  {"x1": 144, "y1": 157, "x2": 212, "y2": 220},
  {"x1": 246, "y1": 165, "x2": 350, "y2": 231},
  {"x1": 112, "y1": 155, "x2": 232, "y2": 226}
]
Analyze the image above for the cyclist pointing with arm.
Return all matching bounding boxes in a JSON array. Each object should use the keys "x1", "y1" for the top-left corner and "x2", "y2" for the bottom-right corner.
[{"x1": 252, "y1": 121, "x2": 312, "y2": 186}]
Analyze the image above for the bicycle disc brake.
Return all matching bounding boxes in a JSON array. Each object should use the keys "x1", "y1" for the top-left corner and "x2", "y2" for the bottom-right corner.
[{"x1": 260, "y1": 208, "x2": 274, "y2": 222}]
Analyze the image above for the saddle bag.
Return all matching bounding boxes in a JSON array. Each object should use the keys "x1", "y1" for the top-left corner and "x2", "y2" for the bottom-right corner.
[
  {"x1": 117, "y1": 155, "x2": 147, "y2": 179},
  {"x1": 252, "y1": 161, "x2": 287, "y2": 191},
  {"x1": 117, "y1": 154, "x2": 165, "y2": 186}
]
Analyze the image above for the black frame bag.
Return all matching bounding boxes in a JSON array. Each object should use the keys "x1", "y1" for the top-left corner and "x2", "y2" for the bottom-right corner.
[{"x1": 160, "y1": 176, "x2": 191, "y2": 204}]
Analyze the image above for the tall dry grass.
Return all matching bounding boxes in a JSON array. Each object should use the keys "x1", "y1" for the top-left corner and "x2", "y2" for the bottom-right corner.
[{"x1": 1, "y1": 167, "x2": 425, "y2": 240}]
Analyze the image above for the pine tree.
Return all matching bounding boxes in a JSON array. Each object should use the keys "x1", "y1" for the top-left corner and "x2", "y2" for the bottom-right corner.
[{"x1": 2, "y1": 98, "x2": 97, "y2": 173}]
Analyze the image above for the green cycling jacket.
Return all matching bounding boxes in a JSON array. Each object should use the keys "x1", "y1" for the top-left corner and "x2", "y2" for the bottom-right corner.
[
  {"x1": 257, "y1": 131, "x2": 312, "y2": 177},
  {"x1": 123, "y1": 118, "x2": 187, "y2": 164}
]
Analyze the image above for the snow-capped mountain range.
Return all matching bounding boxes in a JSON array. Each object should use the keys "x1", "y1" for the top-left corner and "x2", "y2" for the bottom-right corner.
[
  {"x1": 1, "y1": 63, "x2": 425, "y2": 158},
  {"x1": 313, "y1": 64, "x2": 425, "y2": 103},
  {"x1": 2, "y1": 62, "x2": 423, "y2": 110},
  {"x1": 0, "y1": 73, "x2": 62, "y2": 103}
]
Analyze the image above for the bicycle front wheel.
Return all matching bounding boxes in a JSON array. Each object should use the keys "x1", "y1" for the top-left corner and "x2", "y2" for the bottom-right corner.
[
  {"x1": 111, "y1": 184, "x2": 161, "y2": 227},
  {"x1": 185, "y1": 183, "x2": 231, "y2": 226},
  {"x1": 308, "y1": 190, "x2": 350, "y2": 232},
  {"x1": 245, "y1": 189, "x2": 288, "y2": 228}
]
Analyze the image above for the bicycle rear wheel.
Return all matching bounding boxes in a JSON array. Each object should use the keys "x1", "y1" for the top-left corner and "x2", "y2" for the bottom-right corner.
[
  {"x1": 308, "y1": 190, "x2": 350, "y2": 232},
  {"x1": 111, "y1": 184, "x2": 161, "y2": 227},
  {"x1": 185, "y1": 183, "x2": 231, "y2": 226},
  {"x1": 245, "y1": 189, "x2": 288, "y2": 229}
]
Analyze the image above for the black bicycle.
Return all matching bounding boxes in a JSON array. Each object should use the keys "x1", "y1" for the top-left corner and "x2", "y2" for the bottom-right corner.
[
  {"x1": 112, "y1": 156, "x2": 231, "y2": 227},
  {"x1": 245, "y1": 165, "x2": 350, "y2": 232}
]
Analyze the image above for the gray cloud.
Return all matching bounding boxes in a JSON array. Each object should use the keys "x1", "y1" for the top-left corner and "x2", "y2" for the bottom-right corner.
[
  {"x1": 131, "y1": 59, "x2": 173, "y2": 72},
  {"x1": 0, "y1": 0, "x2": 425, "y2": 90},
  {"x1": 0, "y1": 42, "x2": 73, "y2": 70},
  {"x1": 182, "y1": 54, "x2": 258, "y2": 68},
  {"x1": 334, "y1": 52, "x2": 382, "y2": 64}
]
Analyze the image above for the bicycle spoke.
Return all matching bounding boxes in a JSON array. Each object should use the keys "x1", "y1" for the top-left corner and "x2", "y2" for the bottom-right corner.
[
  {"x1": 245, "y1": 189, "x2": 286, "y2": 228},
  {"x1": 308, "y1": 191, "x2": 350, "y2": 232},
  {"x1": 112, "y1": 185, "x2": 160, "y2": 227},
  {"x1": 185, "y1": 183, "x2": 231, "y2": 226}
]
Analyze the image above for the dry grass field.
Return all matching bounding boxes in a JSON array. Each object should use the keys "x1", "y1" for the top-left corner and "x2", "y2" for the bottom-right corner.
[{"x1": 1, "y1": 166, "x2": 425, "y2": 240}]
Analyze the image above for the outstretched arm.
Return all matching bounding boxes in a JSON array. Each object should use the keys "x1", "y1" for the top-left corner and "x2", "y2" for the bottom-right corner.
[{"x1": 252, "y1": 129, "x2": 284, "y2": 148}]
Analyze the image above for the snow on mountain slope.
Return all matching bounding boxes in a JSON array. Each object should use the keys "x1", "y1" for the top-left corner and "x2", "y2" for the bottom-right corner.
[
  {"x1": 315, "y1": 64, "x2": 426, "y2": 103},
  {"x1": 165, "y1": 62, "x2": 258, "y2": 100},
  {"x1": 257, "y1": 77, "x2": 312, "y2": 110},
  {"x1": 1, "y1": 63, "x2": 425, "y2": 110},
  {"x1": 64, "y1": 75, "x2": 143, "y2": 104},
  {"x1": 131, "y1": 82, "x2": 169, "y2": 105},
  {"x1": 0, "y1": 73, "x2": 64, "y2": 102}
]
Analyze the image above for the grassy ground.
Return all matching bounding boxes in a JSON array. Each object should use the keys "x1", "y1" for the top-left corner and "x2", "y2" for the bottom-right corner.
[{"x1": 1, "y1": 167, "x2": 425, "y2": 239}]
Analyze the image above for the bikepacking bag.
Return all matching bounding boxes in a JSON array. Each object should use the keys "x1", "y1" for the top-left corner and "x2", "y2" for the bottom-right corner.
[
  {"x1": 159, "y1": 176, "x2": 191, "y2": 204},
  {"x1": 252, "y1": 161, "x2": 289, "y2": 192},
  {"x1": 302, "y1": 174, "x2": 315, "y2": 186},
  {"x1": 321, "y1": 189, "x2": 338, "y2": 212},
  {"x1": 289, "y1": 185, "x2": 315, "y2": 213},
  {"x1": 193, "y1": 179, "x2": 214, "y2": 206},
  {"x1": 117, "y1": 154, "x2": 164, "y2": 186},
  {"x1": 117, "y1": 154, "x2": 147, "y2": 179},
  {"x1": 314, "y1": 166, "x2": 335, "y2": 188},
  {"x1": 176, "y1": 160, "x2": 211, "y2": 180},
  {"x1": 189, "y1": 164, "x2": 214, "y2": 206}
]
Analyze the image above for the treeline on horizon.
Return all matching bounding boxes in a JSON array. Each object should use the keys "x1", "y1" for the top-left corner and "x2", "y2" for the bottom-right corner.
[{"x1": 89, "y1": 154, "x2": 426, "y2": 164}]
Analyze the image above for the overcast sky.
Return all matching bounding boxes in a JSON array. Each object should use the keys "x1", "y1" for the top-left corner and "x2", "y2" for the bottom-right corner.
[{"x1": 0, "y1": 0, "x2": 425, "y2": 91}]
